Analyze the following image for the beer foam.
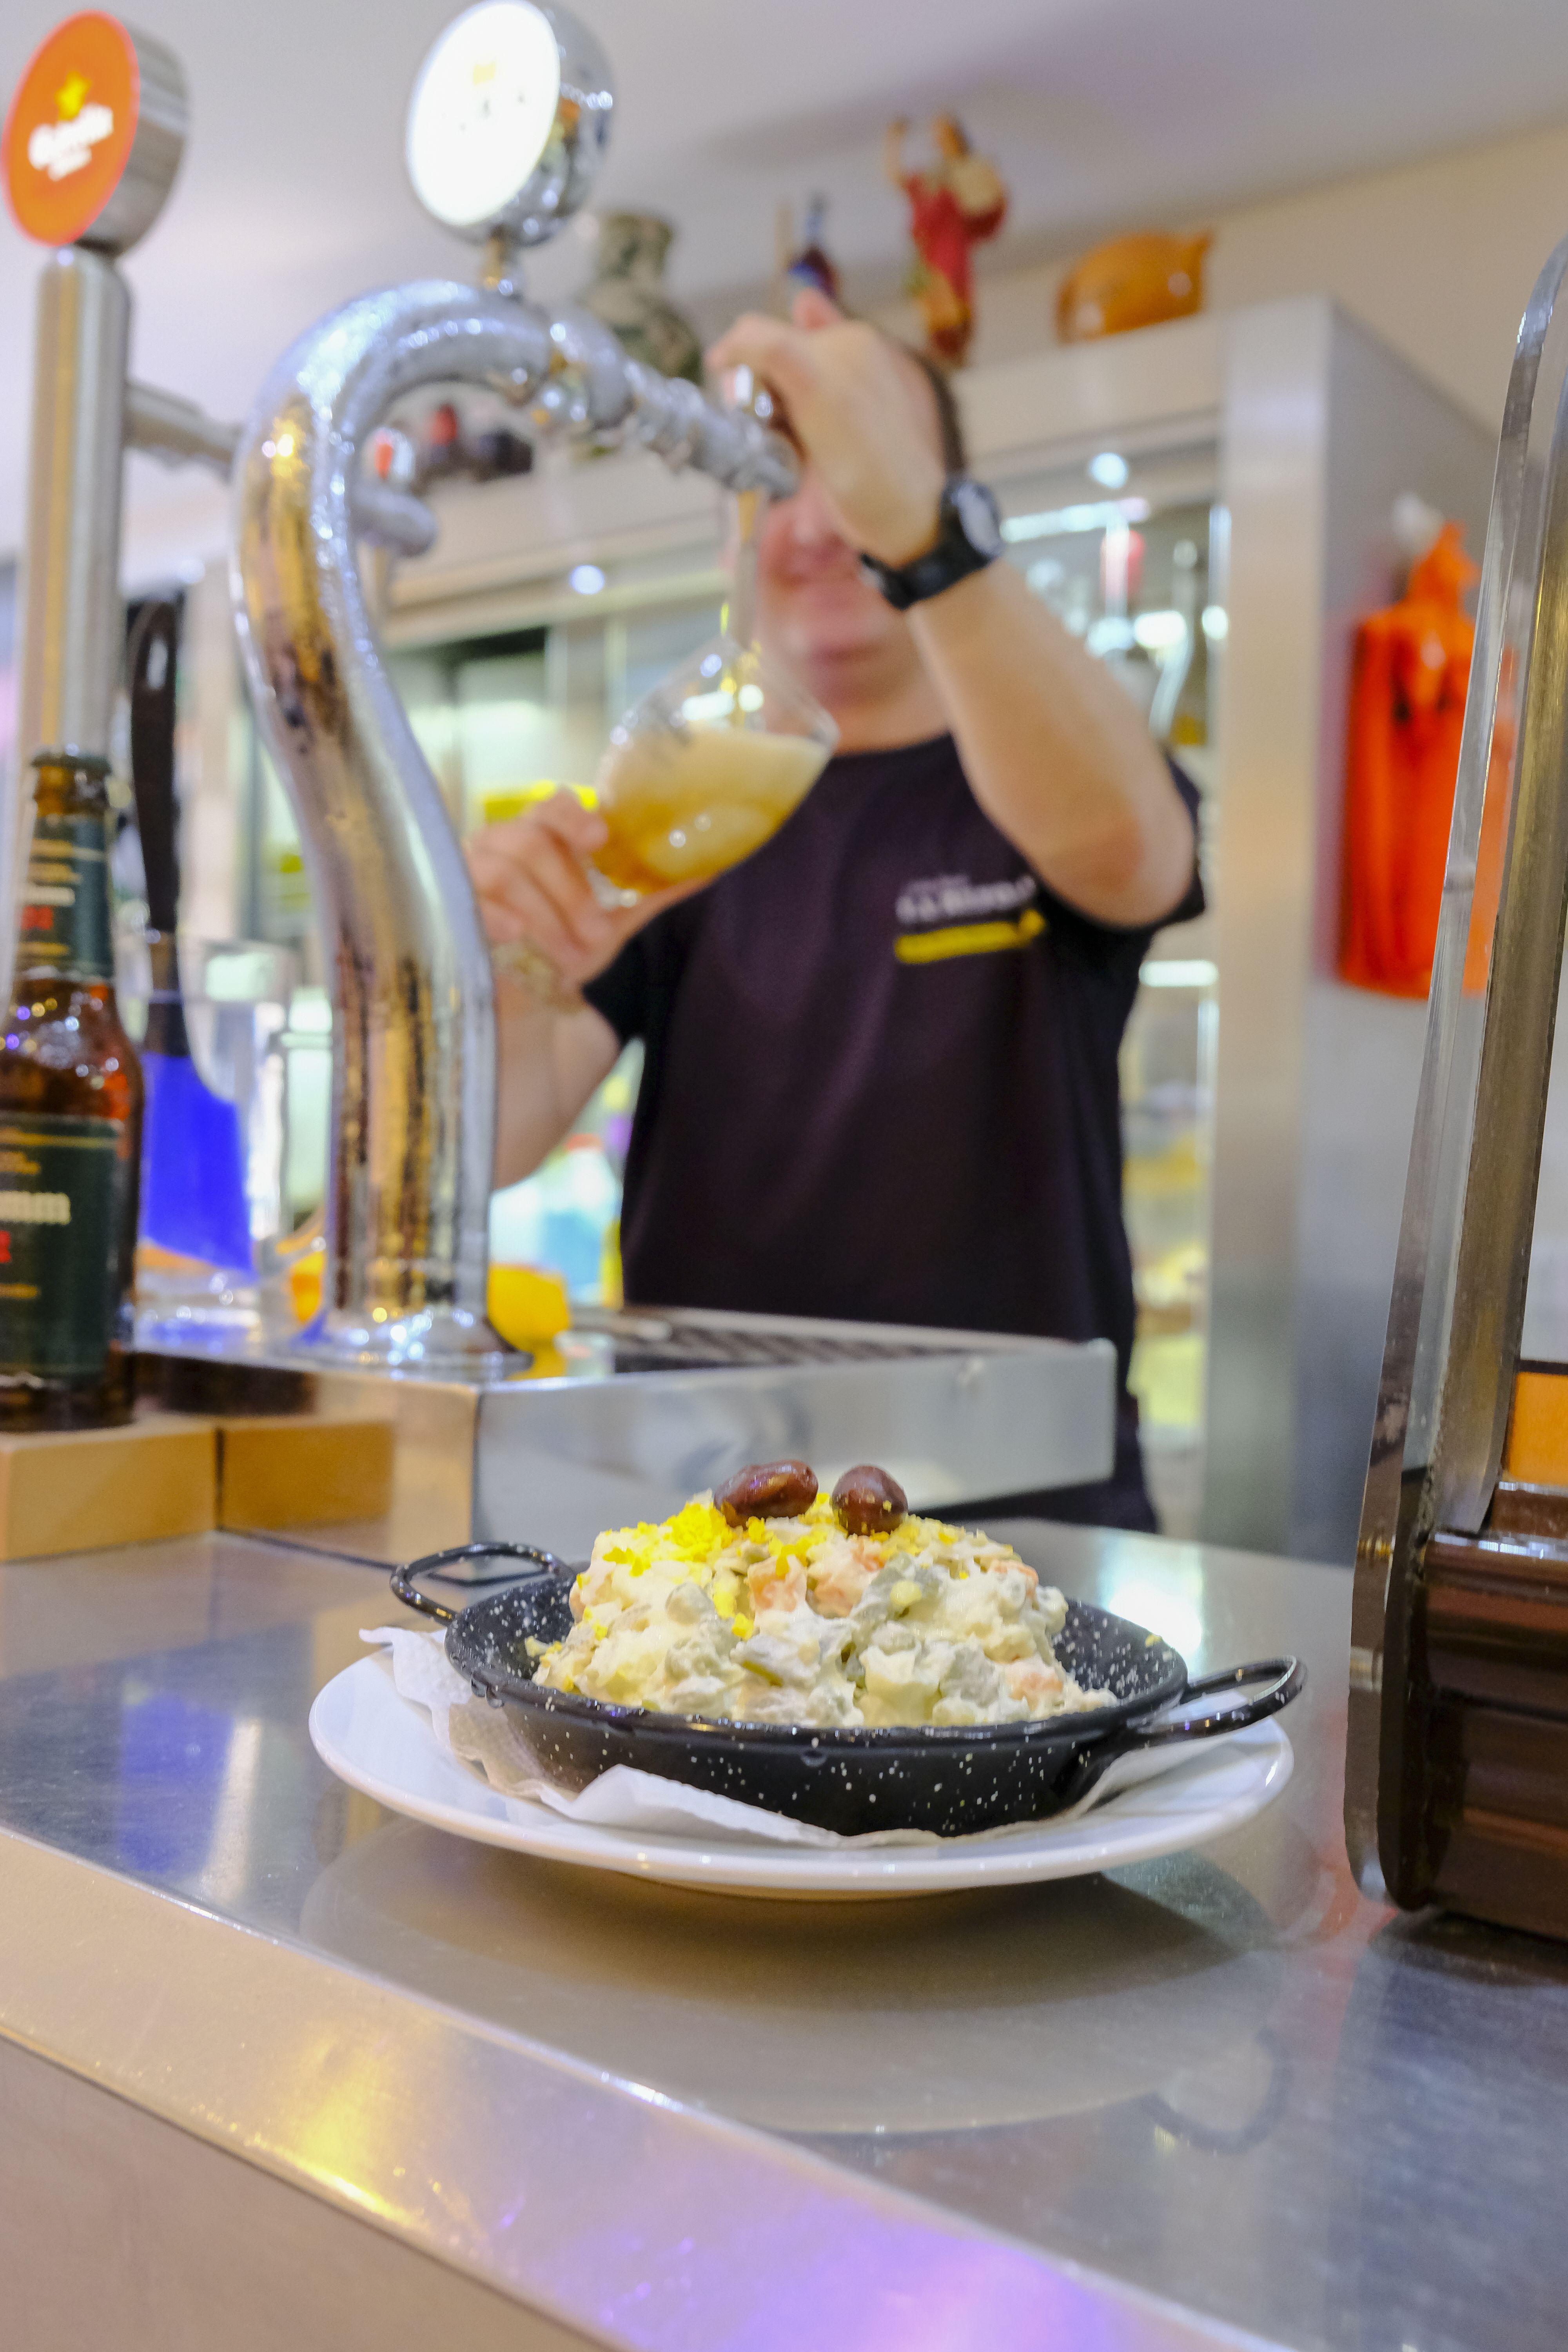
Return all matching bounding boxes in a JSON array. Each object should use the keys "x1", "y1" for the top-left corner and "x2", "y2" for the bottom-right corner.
[{"x1": 593, "y1": 725, "x2": 828, "y2": 894}]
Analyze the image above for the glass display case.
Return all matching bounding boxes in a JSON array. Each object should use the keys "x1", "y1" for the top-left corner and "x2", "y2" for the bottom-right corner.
[{"x1": 991, "y1": 448, "x2": 1221, "y2": 1532}]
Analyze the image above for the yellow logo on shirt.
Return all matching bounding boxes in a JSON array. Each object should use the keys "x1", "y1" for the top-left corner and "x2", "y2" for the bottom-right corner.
[{"x1": 895, "y1": 906, "x2": 1047, "y2": 964}]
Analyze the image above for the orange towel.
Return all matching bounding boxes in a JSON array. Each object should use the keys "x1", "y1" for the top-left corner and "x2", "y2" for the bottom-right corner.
[{"x1": 1339, "y1": 523, "x2": 1477, "y2": 998}]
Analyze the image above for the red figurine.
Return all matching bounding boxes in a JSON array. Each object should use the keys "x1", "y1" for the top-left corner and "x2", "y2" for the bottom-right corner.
[{"x1": 884, "y1": 114, "x2": 1007, "y2": 368}]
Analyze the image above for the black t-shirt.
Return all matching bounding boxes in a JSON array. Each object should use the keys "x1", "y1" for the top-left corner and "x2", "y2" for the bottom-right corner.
[{"x1": 583, "y1": 732, "x2": 1202, "y2": 1526}]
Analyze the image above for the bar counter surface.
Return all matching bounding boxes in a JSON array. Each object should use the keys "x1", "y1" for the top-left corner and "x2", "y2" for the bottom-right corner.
[{"x1": 0, "y1": 1517, "x2": 1560, "y2": 2350}]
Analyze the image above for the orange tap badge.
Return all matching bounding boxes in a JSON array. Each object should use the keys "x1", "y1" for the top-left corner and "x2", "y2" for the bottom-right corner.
[{"x1": 2, "y1": 13, "x2": 140, "y2": 248}]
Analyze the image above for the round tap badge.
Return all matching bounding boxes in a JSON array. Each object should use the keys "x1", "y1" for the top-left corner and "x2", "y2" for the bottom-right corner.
[
  {"x1": 2, "y1": 12, "x2": 185, "y2": 252},
  {"x1": 407, "y1": 0, "x2": 563, "y2": 233},
  {"x1": 406, "y1": 1, "x2": 611, "y2": 247}
]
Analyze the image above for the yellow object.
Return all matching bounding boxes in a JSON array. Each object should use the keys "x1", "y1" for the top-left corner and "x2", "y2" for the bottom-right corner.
[
  {"x1": 1504, "y1": 1368, "x2": 1568, "y2": 1486},
  {"x1": 272, "y1": 1214, "x2": 328, "y2": 1326},
  {"x1": 895, "y1": 907, "x2": 1046, "y2": 964},
  {"x1": 600, "y1": 1216, "x2": 623, "y2": 1309},
  {"x1": 480, "y1": 780, "x2": 598, "y2": 828},
  {"x1": 289, "y1": 1250, "x2": 325, "y2": 1324},
  {"x1": 1129, "y1": 1331, "x2": 1206, "y2": 1431},
  {"x1": 0, "y1": 1413, "x2": 217, "y2": 1559},
  {"x1": 487, "y1": 1261, "x2": 572, "y2": 1347}
]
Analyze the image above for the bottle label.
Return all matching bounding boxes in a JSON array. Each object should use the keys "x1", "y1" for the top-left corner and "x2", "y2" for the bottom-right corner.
[
  {"x1": 0, "y1": 1117, "x2": 125, "y2": 1376},
  {"x1": 17, "y1": 814, "x2": 113, "y2": 980}
]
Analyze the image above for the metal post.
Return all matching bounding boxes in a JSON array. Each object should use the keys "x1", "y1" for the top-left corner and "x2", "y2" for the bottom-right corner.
[
  {"x1": 16, "y1": 248, "x2": 129, "y2": 759},
  {"x1": 3, "y1": 11, "x2": 189, "y2": 1005},
  {"x1": 5, "y1": 249, "x2": 132, "y2": 1002}
]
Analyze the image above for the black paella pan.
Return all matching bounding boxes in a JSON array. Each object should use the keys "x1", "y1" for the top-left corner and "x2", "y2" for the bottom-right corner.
[{"x1": 390, "y1": 1539, "x2": 1304, "y2": 1838}]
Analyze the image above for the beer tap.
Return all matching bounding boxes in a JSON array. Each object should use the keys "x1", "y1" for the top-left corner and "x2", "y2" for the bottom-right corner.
[{"x1": 230, "y1": 3, "x2": 796, "y2": 1365}]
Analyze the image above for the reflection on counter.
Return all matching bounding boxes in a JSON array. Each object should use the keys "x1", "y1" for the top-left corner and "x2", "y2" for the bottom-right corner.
[
  {"x1": 1324, "y1": 1910, "x2": 1568, "y2": 2350},
  {"x1": 302, "y1": 1819, "x2": 1282, "y2": 2135}
]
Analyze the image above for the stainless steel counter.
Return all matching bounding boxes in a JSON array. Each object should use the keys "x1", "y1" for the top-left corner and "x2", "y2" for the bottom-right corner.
[{"x1": 0, "y1": 1521, "x2": 1561, "y2": 2350}]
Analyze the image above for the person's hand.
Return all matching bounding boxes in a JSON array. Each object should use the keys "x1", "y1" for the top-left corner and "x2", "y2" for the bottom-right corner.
[
  {"x1": 707, "y1": 289, "x2": 946, "y2": 568},
  {"x1": 466, "y1": 791, "x2": 690, "y2": 998}
]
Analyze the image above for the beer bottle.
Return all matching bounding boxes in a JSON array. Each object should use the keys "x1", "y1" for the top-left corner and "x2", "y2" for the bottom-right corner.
[{"x1": 0, "y1": 750, "x2": 143, "y2": 1426}]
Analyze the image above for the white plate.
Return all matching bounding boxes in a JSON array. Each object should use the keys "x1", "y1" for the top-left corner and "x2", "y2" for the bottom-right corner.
[{"x1": 310, "y1": 1656, "x2": 1294, "y2": 1899}]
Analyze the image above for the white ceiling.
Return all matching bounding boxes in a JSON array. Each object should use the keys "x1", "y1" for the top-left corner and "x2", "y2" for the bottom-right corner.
[{"x1": 4, "y1": 0, "x2": 1568, "y2": 568}]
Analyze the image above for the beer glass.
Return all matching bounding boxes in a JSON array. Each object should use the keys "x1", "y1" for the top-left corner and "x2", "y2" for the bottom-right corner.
[{"x1": 589, "y1": 630, "x2": 837, "y2": 902}]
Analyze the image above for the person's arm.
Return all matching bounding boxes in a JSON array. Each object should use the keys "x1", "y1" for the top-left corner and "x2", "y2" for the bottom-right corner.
[
  {"x1": 907, "y1": 562, "x2": 1194, "y2": 925},
  {"x1": 489, "y1": 978, "x2": 619, "y2": 1190},
  {"x1": 467, "y1": 792, "x2": 686, "y2": 1186},
  {"x1": 708, "y1": 293, "x2": 1195, "y2": 926}
]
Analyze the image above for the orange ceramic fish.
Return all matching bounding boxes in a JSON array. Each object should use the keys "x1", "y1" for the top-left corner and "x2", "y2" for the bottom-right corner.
[{"x1": 1056, "y1": 231, "x2": 1212, "y2": 343}]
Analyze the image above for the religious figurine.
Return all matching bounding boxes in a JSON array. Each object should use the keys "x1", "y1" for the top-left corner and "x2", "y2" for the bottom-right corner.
[
  {"x1": 578, "y1": 212, "x2": 704, "y2": 385},
  {"x1": 779, "y1": 193, "x2": 840, "y2": 306},
  {"x1": 884, "y1": 116, "x2": 1007, "y2": 368}
]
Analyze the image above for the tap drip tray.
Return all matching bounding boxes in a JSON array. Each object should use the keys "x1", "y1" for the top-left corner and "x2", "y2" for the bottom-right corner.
[
  {"x1": 572, "y1": 1305, "x2": 984, "y2": 1376},
  {"x1": 135, "y1": 1306, "x2": 1118, "y2": 1567}
]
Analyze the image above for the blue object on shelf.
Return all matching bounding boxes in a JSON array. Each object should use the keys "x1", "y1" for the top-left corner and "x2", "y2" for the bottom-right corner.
[
  {"x1": 140, "y1": 1043, "x2": 253, "y2": 1270},
  {"x1": 128, "y1": 599, "x2": 253, "y2": 1274}
]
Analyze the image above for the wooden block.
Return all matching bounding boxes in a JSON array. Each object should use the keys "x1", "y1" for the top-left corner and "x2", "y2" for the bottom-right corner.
[
  {"x1": 1488, "y1": 1479, "x2": 1568, "y2": 1538},
  {"x1": 1416, "y1": 1521, "x2": 1568, "y2": 1935},
  {"x1": 215, "y1": 1415, "x2": 396, "y2": 1532},
  {"x1": 0, "y1": 1414, "x2": 217, "y2": 1561}
]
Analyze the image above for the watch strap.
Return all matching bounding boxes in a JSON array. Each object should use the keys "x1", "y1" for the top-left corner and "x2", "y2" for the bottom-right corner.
[{"x1": 859, "y1": 477, "x2": 1003, "y2": 611}]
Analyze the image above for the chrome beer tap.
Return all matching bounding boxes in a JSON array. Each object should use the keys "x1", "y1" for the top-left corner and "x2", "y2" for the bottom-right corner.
[{"x1": 231, "y1": 4, "x2": 795, "y2": 1365}]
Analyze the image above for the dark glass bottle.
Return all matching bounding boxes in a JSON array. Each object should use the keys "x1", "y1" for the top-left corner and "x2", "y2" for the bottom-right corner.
[{"x1": 0, "y1": 750, "x2": 143, "y2": 1427}]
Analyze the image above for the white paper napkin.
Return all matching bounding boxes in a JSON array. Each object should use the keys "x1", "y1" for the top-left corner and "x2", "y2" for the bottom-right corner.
[{"x1": 359, "y1": 1625, "x2": 1252, "y2": 1851}]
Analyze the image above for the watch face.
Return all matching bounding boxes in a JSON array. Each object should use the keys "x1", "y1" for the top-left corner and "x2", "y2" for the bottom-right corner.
[
  {"x1": 407, "y1": 0, "x2": 562, "y2": 232},
  {"x1": 952, "y1": 479, "x2": 1003, "y2": 560}
]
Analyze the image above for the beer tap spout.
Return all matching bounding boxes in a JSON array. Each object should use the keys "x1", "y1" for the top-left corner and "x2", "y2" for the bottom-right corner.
[{"x1": 231, "y1": 279, "x2": 793, "y2": 1366}]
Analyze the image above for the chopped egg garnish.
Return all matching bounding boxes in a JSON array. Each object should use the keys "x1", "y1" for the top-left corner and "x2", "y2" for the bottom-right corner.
[{"x1": 532, "y1": 1489, "x2": 1112, "y2": 1730}]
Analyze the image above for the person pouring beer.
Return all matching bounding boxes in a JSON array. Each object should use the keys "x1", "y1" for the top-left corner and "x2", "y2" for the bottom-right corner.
[{"x1": 467, "y1": 289, "x2": 1202, "y2": 1528}]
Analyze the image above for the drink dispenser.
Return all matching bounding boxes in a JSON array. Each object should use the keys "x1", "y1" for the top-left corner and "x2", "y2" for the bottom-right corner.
[{"x1": 230, "y1": 2, "x2": 797, "y2": 1365}]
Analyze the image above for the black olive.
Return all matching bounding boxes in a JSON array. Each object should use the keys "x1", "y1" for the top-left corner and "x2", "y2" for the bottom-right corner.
[{"x1": 831, "y1": 1464, "x2": 908, "y2": 1536}]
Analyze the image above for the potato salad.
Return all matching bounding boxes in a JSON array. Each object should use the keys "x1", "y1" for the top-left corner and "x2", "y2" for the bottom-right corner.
[{"x1": 530, "y1": 1459, "x2": 1112, "y2": 1732}]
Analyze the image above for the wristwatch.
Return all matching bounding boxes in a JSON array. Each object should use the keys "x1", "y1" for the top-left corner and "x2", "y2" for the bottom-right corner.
[{"x1": 859, "y1": 477, "x2": 1004, "y2": 610}]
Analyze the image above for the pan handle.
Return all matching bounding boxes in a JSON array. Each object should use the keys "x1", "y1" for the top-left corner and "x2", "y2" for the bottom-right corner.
[
  {"x1": 390, "y1": 1539, "x2": 574, "y2": 1626},
  {"x1": 1125, "y1": 1656, "x2": 1305, "y2": 1749}
]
